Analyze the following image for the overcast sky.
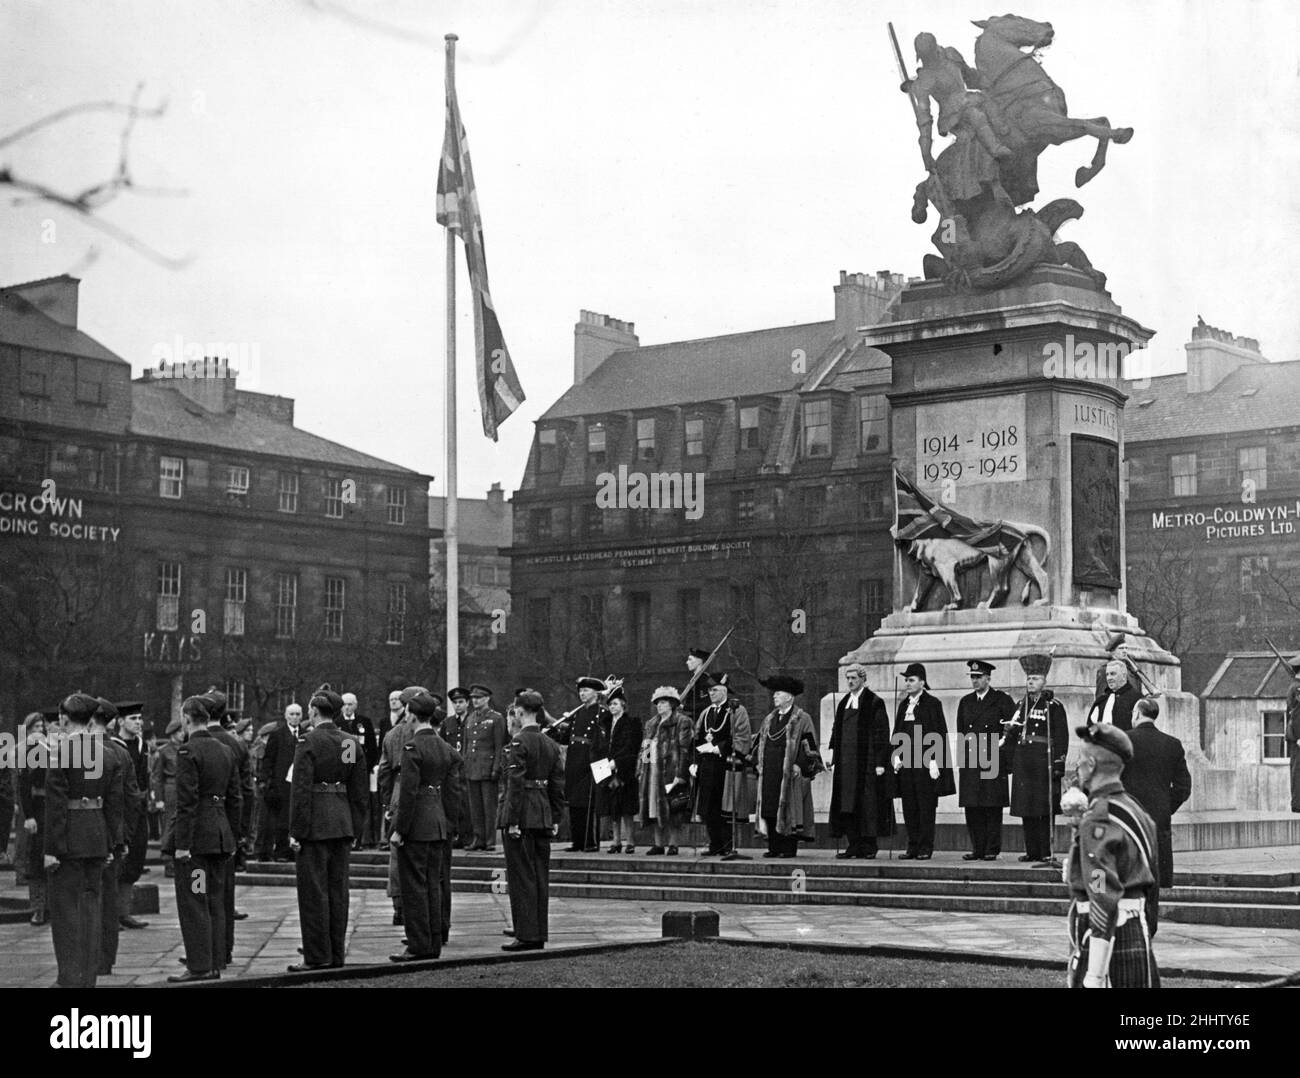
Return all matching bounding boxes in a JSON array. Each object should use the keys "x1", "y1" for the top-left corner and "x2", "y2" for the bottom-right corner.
[{"x1": 3, "y1": 0, "x2": 1297, "y2": 496}]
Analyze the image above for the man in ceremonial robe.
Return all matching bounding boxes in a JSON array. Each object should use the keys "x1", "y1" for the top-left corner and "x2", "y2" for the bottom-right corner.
[
  {"x1": 546, "y1": 676, "x2": 609, "y2": 852},
  {"x1": 891, "y1": 663, "x2": 955, "y2": 860},
  {"x1": 828, "y1": 663, "x2": 894, "y2": 859}
]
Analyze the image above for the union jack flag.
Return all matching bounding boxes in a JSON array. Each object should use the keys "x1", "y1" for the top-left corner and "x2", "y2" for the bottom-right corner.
[
  {"x1": 892, "y1": 469, "x2": 1024, "y2": 556},
  {"x1": 436, "y1": 63, "x2": 525, "y2": 441}
]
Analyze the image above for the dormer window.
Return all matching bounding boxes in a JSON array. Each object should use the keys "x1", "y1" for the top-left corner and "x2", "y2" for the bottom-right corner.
[
  {"x1": 538, "y1": 428, "x2": 559, "y2": 475},
  {"x1": 801, "y1": 400, "x2": 832, "y2": 458},
  {"x1": 636, "y1": 418, "x2": 656, "y2": 461},
  {"x1": 684, "y1": 418, "x2": 704, "y2": 457},
  {"x1": 588, "y1": 425, "x2": 607, "y2": 468},
  {"x1": 739, "y1": 406, "x2": 760, "y2": 450},
  {"x1": 858, "y1": 394, "x2": 887, "y2": 452}
]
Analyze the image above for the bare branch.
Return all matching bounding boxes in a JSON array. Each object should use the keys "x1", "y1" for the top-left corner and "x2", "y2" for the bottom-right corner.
[{"x1": 0, "y1": 94, "x2": 166, "y2": 152}]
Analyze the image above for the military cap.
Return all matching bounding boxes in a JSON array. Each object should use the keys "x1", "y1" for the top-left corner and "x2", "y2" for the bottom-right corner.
[
  {"x1": 310, "y1": 684, "x2": 343, "y2": 715},
  {"x1": 114, "y1": 700, "x2": 145, "y2": 717},
  {"x1": 966, "y1": 660, "x2": 995, "y2": 675},
  {"x1": 233, "y1": 718, "x2": 253, "y2": 735},
  {"x1": 405, "y1": 690, "x2": 441, "y2": 718},
  {"x1": 651, "y1": 685, "x2": 681, "y2": 706},
  {"x1": 447, "y1": 686, "x2": 472, "y2": 702},
  {"x1": 59, "y1": 693, "x2": 98, "y2": 722},
  {"x1": 899, "y1": 663, "x2": 928, "y2": 683},
  {"x1": 761, "y1": 674, "x2": 805, "y2": 696},
  {"x1": 399, "y1": 685, "x2": 430, "y2": 705},
  {"x1": 1075, "y1": 722, "x2": 1133, "y2": 763},
  {"x1": 515, "y1": 690, "x2": 546, "y2": 713},
  {"x1": 182, "y1": 695, "x2": 214, "y2": 721},
  {"x1": 468, "y1": 684, "x2": 492, "y2": 699},
  {"x1": 165, "y1": 716, "x2": 183, "y2": 736},
  {"x1": 576, "y1": 676, "x2": 606, "y2": 692},
  {"x1": 1018, "y1": 653, "x2": 1053, "y2": 677},
  {"x1": 93, "y1": 697, "x2": 119, "y2": 724},
  {"x1": 688, "y1": 648, "x2": 711, "y2": 661},
  {"x1": 201, "y1": 687, "x2": 228, "y2": 722}
]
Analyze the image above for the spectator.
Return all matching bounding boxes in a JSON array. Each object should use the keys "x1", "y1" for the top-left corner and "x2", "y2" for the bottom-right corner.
[{"x1": 637, "y1": 687, "x2": 693, "y2": 856}]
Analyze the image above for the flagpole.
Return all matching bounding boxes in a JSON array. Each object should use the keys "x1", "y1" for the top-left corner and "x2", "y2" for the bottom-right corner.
[{"x1": 444, "y1": 32, "x2": 460, "y2": 693}]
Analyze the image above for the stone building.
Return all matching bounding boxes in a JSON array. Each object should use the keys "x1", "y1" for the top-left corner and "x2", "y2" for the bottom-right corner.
[{"x1": 0, "y1": 275, "x2": 434, "y2": 731}]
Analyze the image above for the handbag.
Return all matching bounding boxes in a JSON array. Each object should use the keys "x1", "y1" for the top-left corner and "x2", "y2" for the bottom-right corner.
[{"x1": 666, "y1": 783, "x2": 691, "y2": 815}]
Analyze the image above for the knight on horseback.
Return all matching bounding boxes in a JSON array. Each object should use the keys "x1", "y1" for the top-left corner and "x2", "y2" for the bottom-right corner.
[{"x1": 902, "y1": 32, "x2": 1012, "y2": 172}]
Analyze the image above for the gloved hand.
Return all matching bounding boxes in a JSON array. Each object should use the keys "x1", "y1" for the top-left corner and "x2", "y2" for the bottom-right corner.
[
  {"x1": 892, "y1": 756, "x2": 902, "y2": 773},
  {"x1": 928, "y1": 761, "x2": 940, "y2": 781},
  {"x1": 24, "y1": 817, "x2": 37, "y2": 834},
  {"x1": 689, "y1": 764, "x2": 698, "y2": 779},
  {"x1": 874, "y1": 766, "x2": 885, "y2": 777},
  {"x1": 1083, "y1": 937, "x2": 1113, "y2": 988}
]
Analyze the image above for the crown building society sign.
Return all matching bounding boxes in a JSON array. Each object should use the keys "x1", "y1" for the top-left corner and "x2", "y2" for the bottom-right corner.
[{"x1": 0, "y1": 489, "x2": 122, "y2": 543}]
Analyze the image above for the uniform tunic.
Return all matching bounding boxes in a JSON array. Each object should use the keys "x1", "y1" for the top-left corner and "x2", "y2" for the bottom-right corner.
[
  {"x1": 1006, "y1": 692, "x2": 1069, "y2": 817},
  {"x1": 1065, "y1": 778, "x2": 1159, "y2": 988},
  {"x1": 394, "y1": 728, "x2": 462, "y2": 957},
  {"x1": 498, "y1": 726, "x2": 565, "y2": 943}
]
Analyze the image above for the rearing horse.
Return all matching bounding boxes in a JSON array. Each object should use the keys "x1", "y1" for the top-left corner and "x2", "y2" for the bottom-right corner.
[{"x1": 972, "y1": 15, "x2": 1132, "y2": 198}]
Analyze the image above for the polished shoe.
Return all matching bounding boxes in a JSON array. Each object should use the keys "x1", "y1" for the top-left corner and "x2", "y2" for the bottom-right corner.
[
  {"x1": 582, "y1": 845, "x2": 600, "y2": 853},
  {"x1": 778, "y1": 852, "x2": 796, "y2": 859},
  {"x1": 1037, "y1": 858, "x2": 1056, "y2": 866},
  {"x1": 983, "y1": 854, "x2": 1000, "y2": 861},
  {"x1": 286, "y1": 962, "x2": 333, "y2": 973},
  {"x1": 565, "y1": 844, "x2": 582, "y2": 852},
  {"x1": 272, "y1": 856, "x2": 292, "y2": 863},
  {"x1": 30, "y1": 910, "x2": 48, "y2": 926},
  {"x1": 392, "y1": 910, "x2": 404, "y2": 926},
  {"x1": 400, "y1": 937, "x2": 408, "y2": 945},
  {"x1": 762, "y1": 851, "x2": 779, "y2": 858},
  {"x1": 665, "y1": 846, "x2": 678, "y2": 856},
  {"x1": 835, "y1": 850, "x2": 857, "y2": 860},
  {"x1": 119, "y1": 914, "x2": 149, "y2": 929},
  {"x1": 468, "y1": 843, "x2": 488, "y2": 852},
  {"x1": 502, "y1": 929, "x2": 516, "y2": 937},
  {"x1": 483, "y1": 846, "x2": 496, "y2": 853},
  {"x1": 899, "y1": 852, "x2": 919, "y2": 860},
  {"x1": 645, "y1": 846, "x2": 665, "y2": 856},
  {"x1": 624, "y1": 846, "x2": 635, "y2": 855},
  {"x1": 168, "y1": 969, "x2": 219, "y2": 983},
  {"x1": 917, "y1": 853, "x2": 932, "y2": 860},
  {"x1": 962, "y1": 853, "x2": 981, "y2": 861},
  {"x1": 1017, "y1": 854, "x2": 1035, "y2": 863},
  {"x1": 389, "y1": 951, "x2": 437, "y2": 963},
  {"x1": 501, "y1": 940, "x2": 544, "y2": 952},
  {"x1": 606, "y1": 844, "x2": 623, "y2": 854},
  {"x1": 452, "y1": 839, "x2": 466, "y2": 850},
  {"x1": 232, "y1": 910, "x2": 249, "y2": 920},
  {"x1": 862, "y1": 852, "x2": 877, "y2": 860}
]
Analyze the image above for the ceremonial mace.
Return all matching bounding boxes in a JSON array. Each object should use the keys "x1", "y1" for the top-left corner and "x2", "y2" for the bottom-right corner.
[{"x1": 679, "y1": 627, "x2": 736, "y2": 858}]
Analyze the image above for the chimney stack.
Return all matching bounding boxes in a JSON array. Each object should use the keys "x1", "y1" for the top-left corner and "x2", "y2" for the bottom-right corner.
[
  {"x1": 835, "y1": 270, "x2": 904, "y2": 345},
  {"x1": 1185, "y1": 318, "x2": 1266, "y2": 394},
  {"x1": 574, "y1": 310, "x2": 638, "y2": 384},
  {"x1": 486, "y1": 482, "x2": 504, "y2": 511}
]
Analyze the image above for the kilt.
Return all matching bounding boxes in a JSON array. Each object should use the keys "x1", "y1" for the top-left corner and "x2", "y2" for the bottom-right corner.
[{"x1": 1067, "y1": 900, "x2": 1159, "y2": 988}]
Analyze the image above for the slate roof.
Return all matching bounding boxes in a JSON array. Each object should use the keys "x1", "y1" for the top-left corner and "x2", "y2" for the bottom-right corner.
[
  {"x1": 0, "y1": 287, "x2": 127, "y2": 364},
  {"x1": 1203, "y1": 652, "x2": 1299, "y2": 699},
  {"x1": 1125, "y1": 360, "x2": 1300, "y2": 443},
  {"x1": 541, "y1": 320, "x2": 841, "y2": 419},
  {"x1": 129, "y1": 381, "x2": 422, "y2": 475}
]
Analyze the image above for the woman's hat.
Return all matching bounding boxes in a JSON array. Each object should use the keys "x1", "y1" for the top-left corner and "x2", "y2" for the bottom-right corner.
[{"x1": 651, "y1": 685, "x2": 681, "y2": 706}]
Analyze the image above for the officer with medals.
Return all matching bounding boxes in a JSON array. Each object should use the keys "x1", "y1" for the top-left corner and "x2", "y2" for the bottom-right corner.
[
  {"x1": 500, "y1": 691, "x2": 565, "y2": 951},
  {"x1": 956, "y1": 660, "x2": 1016, "y2": 861},
  {"x1": 388, "y1": 689, "x2": 462, "y2": 962},
  {"x1": 546, "y1": 676, "x2": 610, "y2": 852},
  {"x1": 45, "y1": 693, "x2": 123, "y2": 989},
  {"x1": 287, "y1": 685, "x2": 369, "y2": 971},
  {"x1": 1066, "y1": 723, "x2": 1160, "y2": 988},
  {"x1": 167, "y1": 695, "x2": 241, "y2": 983},
  {"x1": 691, "y1": 674, "x2": 751, "y2": 856},
  {"x1": 441, "y1": 688, "x2": 474, "y2": 847},
  {"x1": 1003, "y1": 653, "x2": 1069, "y2": 864},
  {"x1": 462, "y1": 685, "x2": 507, "y2": 851}
]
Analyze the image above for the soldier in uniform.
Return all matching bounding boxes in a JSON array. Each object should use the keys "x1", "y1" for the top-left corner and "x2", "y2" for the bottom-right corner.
[
  {"x1": 45, "y1": 693, "x2": 122, "y2": 988},
  {"x1": 683, "y1": 648, "x2": 713, "y2": 719},
  {"x1": 890, "y1": 664, "x2": 955, "y2": 860},
  {"x1": 201, "y1": 688, "x2": 255, "y2": 965},
  {"x1": 288, "y1": 686, "x2": 369, "y2": 971},
  {"x1": 150, "y1": 717, "x2": 183, "y2": 878},
  {"x1": 89, "y1": 698, "x2": 139, "y2": 978},
  {"x1": 111, "y1": 701, "x2": 152, "y2": 929},
  {"x1": 463, "y1": 685, "x2": 507, "y2": 851},
  {"x1": 166, "y1": 695, "x2": 241, "y2": 983},
  {"x1": 378, "y1": 686, "x2": 423, "y2": 926},
  {"x1": 1004, "y1": 653, "x2": 1070, "y2": 863},
  {"x1": 388, "y1": 689, "x2": 462, "y2": 961},
  {"x1": 1066, "y1": 723, "x2": 1160, "y2": 988},
  {"x1": 499, "y1": 691, "x2": 565, "y2": 951},
  {"x1": 828, "y1": 664, "x2": 894, "y2": 860},
  {"x1": 17, "y1": 712, "x2": 52, "y2": 925},
  {"x1": 546, "y1": 676, "x2": 610, "y2": 852},
  {"x1": 956, "y1": 660, "x2": 1016, "y2": 861},
  {"x1": 692, "y1": 674, "x2": 751, "y2": 857},
  {"x1": 442, "y1": 688, "x2": 475, "y2": 848}
]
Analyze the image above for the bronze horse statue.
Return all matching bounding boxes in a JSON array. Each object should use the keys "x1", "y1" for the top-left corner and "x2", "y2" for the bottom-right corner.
[{"x1": 971, "y1": 14, "x2": 1133, "y2": 202}]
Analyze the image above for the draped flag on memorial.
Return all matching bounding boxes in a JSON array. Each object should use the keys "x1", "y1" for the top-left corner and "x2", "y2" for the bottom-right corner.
[
  {"x1": 892, "y1": 469, "x2": 1031, "y2": 557},
  {"x1": 436, "y1": 60, "x2": 525, "y2": 441}
]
